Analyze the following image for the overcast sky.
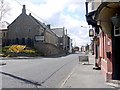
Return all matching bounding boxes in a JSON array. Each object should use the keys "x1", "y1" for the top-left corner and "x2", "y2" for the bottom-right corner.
[{"x1": 4, "y1": 0, "x2": 91, "y2": 47}]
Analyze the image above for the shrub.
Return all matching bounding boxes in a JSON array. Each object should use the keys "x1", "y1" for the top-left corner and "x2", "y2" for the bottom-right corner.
[
  {"x1": 22, "y1": 50, "x2": 35, "y2": 54},
  {"x1": 2, "y1": 45, "x2": 43, "y2": 57}
]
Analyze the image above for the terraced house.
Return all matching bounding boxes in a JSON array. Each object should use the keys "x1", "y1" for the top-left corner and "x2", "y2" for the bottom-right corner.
[
  {"x1": 86, "y1": 0, "x2": 120, "y2": 84},
  {"x1": 51, "y1": 28, "x2": 72, "y2": 53},
  {"x1": 5, "y1": 5, "x2": 65, "y2": 56}
]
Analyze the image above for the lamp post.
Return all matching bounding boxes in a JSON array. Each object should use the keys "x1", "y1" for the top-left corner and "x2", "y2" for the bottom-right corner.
[
  {"x1": 81, "y1": 25, "x2": 100, "y2": 68},
  {"x1": 63, "y1": 28, "x2": 68, "y2": 54}
]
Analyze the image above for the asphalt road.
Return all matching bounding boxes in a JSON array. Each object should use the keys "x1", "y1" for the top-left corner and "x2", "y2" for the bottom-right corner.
[{"x1": 1, "y1": 53, "x2": 80, "y2": 88}]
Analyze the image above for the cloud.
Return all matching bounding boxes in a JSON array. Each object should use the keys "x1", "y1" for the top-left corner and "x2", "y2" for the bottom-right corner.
[
  {"x1": 49, "y1": 12, "x2": 90, "y2": 47},
  {"x1": 67, "y1": 4, "x2": 80, "y2": 13},
  {"x1": 4, "y1": 0, "x2": 90, "y2": 47},
  {"x1": 4, "y1": 0, "x2": 22, "y2": 22}
]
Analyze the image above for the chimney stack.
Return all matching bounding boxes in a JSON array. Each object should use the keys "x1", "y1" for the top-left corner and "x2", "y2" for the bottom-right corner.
[
  {"x1": 47, "y1": 24, "x2": 50, "y2": 29},
  {"x1": 29, "y1": 13, "x2": 31, "y2": 16},
  {"x1": 22, "y1": 5, "x2": 26, "y2": 14}
]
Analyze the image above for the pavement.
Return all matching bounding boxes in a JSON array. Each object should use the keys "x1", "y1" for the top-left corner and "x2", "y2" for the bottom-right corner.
[
  {"x1": 0, "y1": 53, "x2": 119, "y2": 89},
  {"x1": 60, "y1": 53, "x2": 116, "y2": 88}
]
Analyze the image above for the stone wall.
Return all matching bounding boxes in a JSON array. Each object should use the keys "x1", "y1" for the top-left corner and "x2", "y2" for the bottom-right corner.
[
  {"x1": 45, "y1": 30, "x2": 58, "y2": 47},
  {"x1": 34, "y1": 42, "x2": 65, "y2": 56}
]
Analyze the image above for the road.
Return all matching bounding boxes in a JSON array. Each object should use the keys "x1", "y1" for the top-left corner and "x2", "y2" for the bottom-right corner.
[{"x1": 1, "y1": 53, "x2": 80, "y2": 88}]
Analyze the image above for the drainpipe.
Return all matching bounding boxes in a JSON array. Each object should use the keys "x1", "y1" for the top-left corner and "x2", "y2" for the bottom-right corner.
[
  {"x1": 85, "y1": 2, "x2": 88, "y2": 15},
  {"x1": 63, "y1": 27, "x2": 65, "y2": 50},
  {"x1": 65, "y1": 29, "x2": 68, "y2": 54},
  {"x1": 44, "y1": 28, "x2": 46, "y2": 43}
]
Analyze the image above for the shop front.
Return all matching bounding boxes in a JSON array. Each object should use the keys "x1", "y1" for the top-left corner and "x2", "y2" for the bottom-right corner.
[{"x1": 95, "y1": 2, "x2": 120, "y2": 80}]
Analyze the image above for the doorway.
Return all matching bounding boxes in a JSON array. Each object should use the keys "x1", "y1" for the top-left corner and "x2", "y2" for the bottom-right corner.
[{"x1": 112, "y1": 27, "x2": 120, "y2": 80}]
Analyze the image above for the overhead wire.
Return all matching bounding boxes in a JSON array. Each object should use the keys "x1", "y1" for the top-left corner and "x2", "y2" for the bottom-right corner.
[{"x1": 13, "y1": 0, "x2": 48, "y2": 23}]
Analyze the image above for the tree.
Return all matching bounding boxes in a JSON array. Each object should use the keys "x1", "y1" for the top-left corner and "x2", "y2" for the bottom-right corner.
[{"x1": 0, "y1": 0, "x2": 10, "y2": 21}]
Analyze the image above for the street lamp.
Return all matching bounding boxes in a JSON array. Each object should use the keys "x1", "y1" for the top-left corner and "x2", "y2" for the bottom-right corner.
[
  {"x1": 80, "y1": 25, "x2": 94, "y2": 37},
  {"x1": 89, "y1": 29, "x2": 94, "y2": 37}
]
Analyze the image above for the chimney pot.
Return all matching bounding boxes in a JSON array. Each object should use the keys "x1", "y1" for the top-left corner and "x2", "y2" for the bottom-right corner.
[
  {"x1": 29, "y1": 13, "x2": 31, "y2": 16},
  {"x1": 47, "y1": 24, "x2": 50, "y2": 29},
  {"x1": 22, "y1": 5, "x2": 26, "y2": 14}
]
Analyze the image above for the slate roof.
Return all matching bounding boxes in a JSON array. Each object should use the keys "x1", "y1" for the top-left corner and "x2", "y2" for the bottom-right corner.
[
  {"x1": 7, "y1": 5, "x2": 57, "y2": 37},
  {"x1": 29, "y1": 14, "x2": 56, "y2": 35},
  {"x1": 51, "y1": 28, "x2": 65, "y2": 37}
]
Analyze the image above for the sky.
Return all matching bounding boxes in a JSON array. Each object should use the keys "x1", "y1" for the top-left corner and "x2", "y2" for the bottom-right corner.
[{"x1": 4, "y1": 0, "x2": 91, "y2": 47}]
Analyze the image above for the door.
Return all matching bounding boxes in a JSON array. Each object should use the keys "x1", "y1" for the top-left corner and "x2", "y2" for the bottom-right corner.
[{"x1": 112, "y1": 26, "x2": 120, "y2": 80}]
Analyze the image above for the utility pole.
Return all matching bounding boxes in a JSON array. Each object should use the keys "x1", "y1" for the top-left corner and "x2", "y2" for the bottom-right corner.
[
  {"x1": 63, "y1": 27, "x2": 68, "y2": 54},
  {"x1": 65, "y1": 29, "x2": 67, "y2": 53},
  {"x1": 63, "y1": 27, "x2": 65, "y2": 50}
]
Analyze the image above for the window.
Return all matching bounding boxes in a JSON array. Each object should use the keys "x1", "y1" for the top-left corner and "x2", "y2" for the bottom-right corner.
[
  {"x1": 41, "y1": 32, "x2": 44, "y2": 36},
  {"x1": 29, "y1": 28, "x2": 31, "y2": 32},
  {"x1": 92, "y1": 1, "x2": 94, "y2": 10},
  {"x1": 3, "y1": 32, "x2": 5, "y2": 37},
  {"x1": 114, "y1": 27, "x2": 120, "y2": 36}
]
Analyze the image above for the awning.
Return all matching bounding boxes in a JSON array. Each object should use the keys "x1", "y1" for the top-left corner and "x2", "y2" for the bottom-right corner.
[{"x1": 95, "y1": 2, "x2": 120, "y2": 37}]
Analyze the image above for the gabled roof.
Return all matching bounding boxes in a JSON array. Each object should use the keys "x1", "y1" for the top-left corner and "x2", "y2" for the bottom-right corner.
[
  {"x1": 8, "y1": 5, "x2": 47, "y2": 31},
  {"x1": 29, "y1": 14, "x2": 57, "y2": 36},
  {"x1": 51, "y1": 28, "x2": 65, "y2": 37},
  {"x1": 29, "y1": 14, "x2": 46, "y2": 29},
  {"x1": 7, "y1": 5, "x2": 57, "y2": 37}
]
